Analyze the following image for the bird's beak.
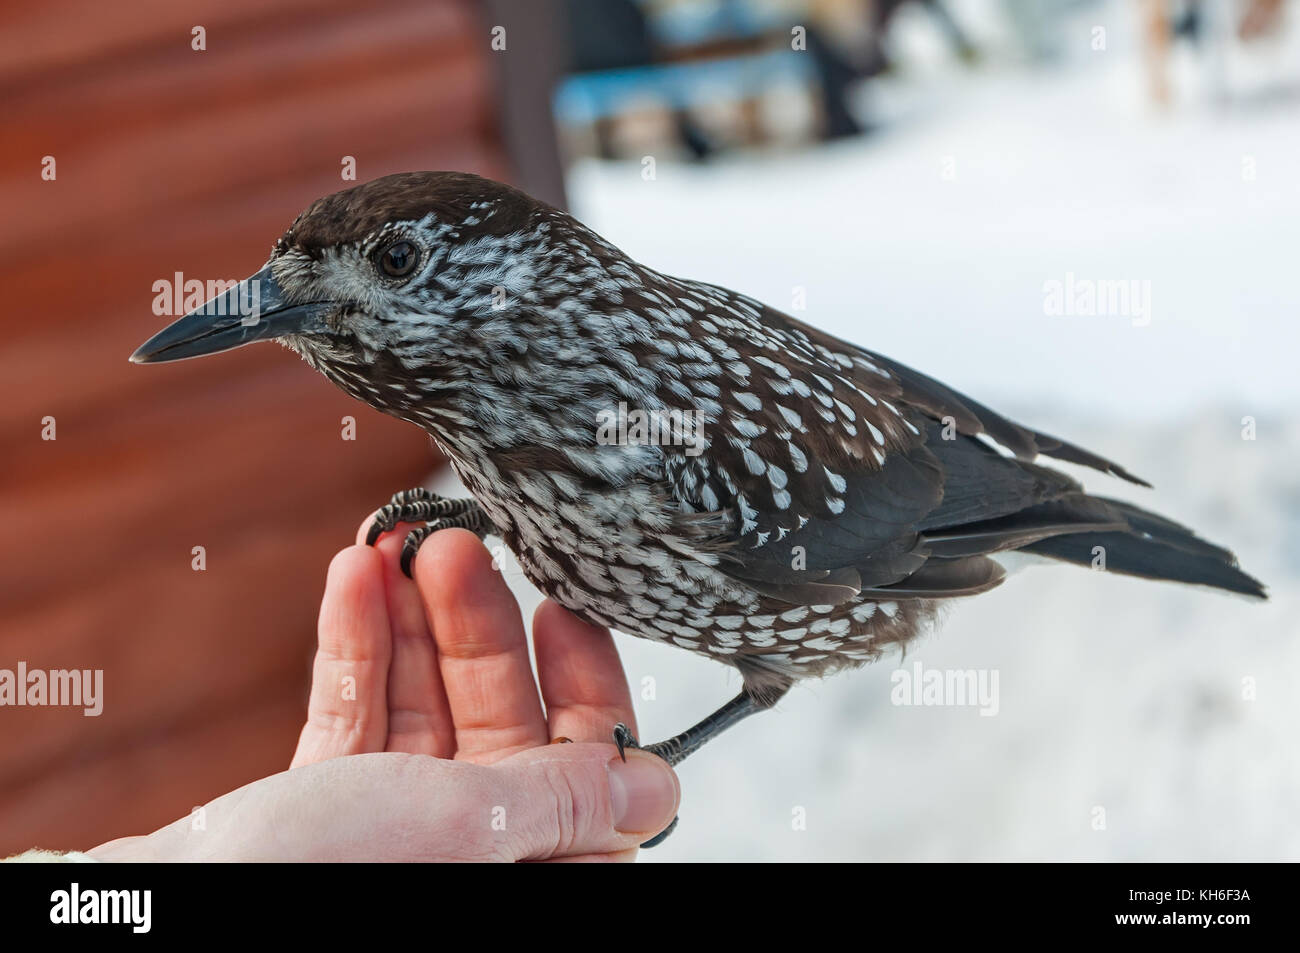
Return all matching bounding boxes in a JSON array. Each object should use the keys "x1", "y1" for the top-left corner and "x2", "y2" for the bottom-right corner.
[{"x1": 129, "y1": 264, "x2": 335, "y2": 364}]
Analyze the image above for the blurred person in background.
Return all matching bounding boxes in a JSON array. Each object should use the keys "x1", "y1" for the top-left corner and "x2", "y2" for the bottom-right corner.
[
  {"x1": 561, "y1": 0, "x2": 981, "y2": 156},
  {"x1": 1142, "y1": 0, "x2": 1289, "y2": 104}
]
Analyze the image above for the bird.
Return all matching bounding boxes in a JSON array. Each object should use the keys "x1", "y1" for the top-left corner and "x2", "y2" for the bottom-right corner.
[{"x1": 132, "y1": 171, "x2": 1265, "y2": 840}]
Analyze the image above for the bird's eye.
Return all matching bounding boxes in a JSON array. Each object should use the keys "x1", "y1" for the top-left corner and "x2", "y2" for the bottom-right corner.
[{"x1": 377, "y1": 240, "x2": 419, "y2": 279}]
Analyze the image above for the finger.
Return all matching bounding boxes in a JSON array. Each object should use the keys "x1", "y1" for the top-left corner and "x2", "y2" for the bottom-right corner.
[
  {"x1": 134, "y1": 749, "x2": 675, "y2": 862},
  {"x1": 539, "y1": 848, "x2": 639, "y2": 863},
  {"x1": 360, "y1": 516, "x2": 456, "y2": 758},
  {"x1": 492, "y1": 743, "x2": 679, "y2": 860},
  {"x1": 86, "y1": 835, "x2": 151, "y2": 861},
  {"x1": 291, "y1": 546, "x2": 392, "y2": 768},
  {"x1": 413, "y1": 529, "x2": 548, "y2": 762},
  {"x1": 534, "y1": 600, "x2": 637, "y2": 743}
]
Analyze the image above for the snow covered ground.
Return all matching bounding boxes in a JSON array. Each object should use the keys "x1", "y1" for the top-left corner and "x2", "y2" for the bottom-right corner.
[{"x1": 459, "y1": 3, "x2": 1299, "y2": 860}]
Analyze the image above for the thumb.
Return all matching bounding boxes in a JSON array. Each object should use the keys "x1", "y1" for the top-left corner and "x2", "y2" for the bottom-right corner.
[{"x1": 491, "y1": 743, "x2": 680, "y2": 860}]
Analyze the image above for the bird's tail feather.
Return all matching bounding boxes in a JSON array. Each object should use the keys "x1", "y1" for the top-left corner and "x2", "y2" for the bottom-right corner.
[{"x1": 1019, "y1": 497, "x2": 1267, "y2": 598}]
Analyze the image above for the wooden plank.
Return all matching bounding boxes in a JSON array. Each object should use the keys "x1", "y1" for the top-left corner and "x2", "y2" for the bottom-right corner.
[
  {"x1": 0, "y1": 0, "x2": 516, "y2": 857},
  {"x1": 0, "y1": 5, "x2": 493, "y2": 263},
  {"x1": 0, "y1": 684, "x2": 309, "y2": 853}
]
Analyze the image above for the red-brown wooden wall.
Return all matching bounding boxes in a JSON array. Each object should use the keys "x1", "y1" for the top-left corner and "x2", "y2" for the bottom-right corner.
[{"x1": 0, "y1": 0, "x2": 533, "y2": 854}]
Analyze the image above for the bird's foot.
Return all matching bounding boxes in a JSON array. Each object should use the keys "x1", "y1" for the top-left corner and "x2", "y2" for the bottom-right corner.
[
  {"x1": 613, "y1": 722, "x2": 681, "y2": 765},
  {"x1": 611, "y1": 723, "x2": 680, "y2": 849},
  {"x1": 364, "y1": 487, "x2": 497, "y2": 577},
  {"x1": 612, "y1": 722, "x2": 639, "y2": 761}
]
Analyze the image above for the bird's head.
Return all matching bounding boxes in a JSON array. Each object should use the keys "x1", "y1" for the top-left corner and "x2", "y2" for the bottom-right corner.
[{"x1": 131, "y1": 172, "x2": 625, "y2": 432}]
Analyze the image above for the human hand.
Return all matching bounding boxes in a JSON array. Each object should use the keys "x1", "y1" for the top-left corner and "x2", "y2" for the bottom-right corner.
[
  {"x1": 292, "y1": 519, "x2": 648, "y2": 768},
  {"x1": 90, "y1": 522, "x2": 678, "y2": 861}
]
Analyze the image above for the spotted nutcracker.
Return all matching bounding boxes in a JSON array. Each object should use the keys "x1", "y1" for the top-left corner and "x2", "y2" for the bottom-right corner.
[{"x1": 132, "y1": 171, "x2": 1265, "y2": 809}]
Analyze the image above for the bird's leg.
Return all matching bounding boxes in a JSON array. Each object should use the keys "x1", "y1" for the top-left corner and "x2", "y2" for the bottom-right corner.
[
  {"x1": 613, "y1": 678, "x2": 792, "y2": 848},
  {"x1": 612, "y1": 688, "x2": 786, "y2": 767},
  {"x1": 364, "y1": 487, "x2": 498, "y2": 577}
]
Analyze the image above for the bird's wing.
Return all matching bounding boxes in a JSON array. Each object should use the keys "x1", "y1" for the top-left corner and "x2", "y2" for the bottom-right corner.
[{"x1": 659, "y1": 281, "x2": 1144, "y2": 606}]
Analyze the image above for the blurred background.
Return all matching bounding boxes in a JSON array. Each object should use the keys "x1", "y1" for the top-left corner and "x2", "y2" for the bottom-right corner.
[{"x1": 1, "y1": 0, "x2": 1296, "y2": 861}]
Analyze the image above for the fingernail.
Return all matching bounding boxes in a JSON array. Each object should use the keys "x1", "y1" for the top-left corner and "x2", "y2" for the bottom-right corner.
[{"x1": 607, "y1": 752, "x2": 679, "y2": 834}]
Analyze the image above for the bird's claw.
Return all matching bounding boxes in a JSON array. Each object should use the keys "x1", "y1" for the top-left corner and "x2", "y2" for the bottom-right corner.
[
  {"x1": 639, "y1": 816, "x2": 679, "y2": 848},
  {"x1": 367, "y1": 489, "x2": 433, "y2": 541},
  {"x1": 612, "y1": 722, "x2": 640, "y2": 762},
  {"x1": 365, "y1": 503, "x2": 402, "y2": 545},
  {"x1": 610, "y1": 723, "x2": 679, "y2": 849},
  {"x1": 611, "y1": 723, "x2": 678, "y2": 765},
  {"x1": 365, "y1": 488, "x2": 497, "y2": 576},
  {"x1": 399, "y1": 525, "x2": 436, "y2": 578}
]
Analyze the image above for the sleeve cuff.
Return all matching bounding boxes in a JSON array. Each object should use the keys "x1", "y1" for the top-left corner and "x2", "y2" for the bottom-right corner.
[{"x1": 4, "y1": 849, "x2": 99, "y2": 863}]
